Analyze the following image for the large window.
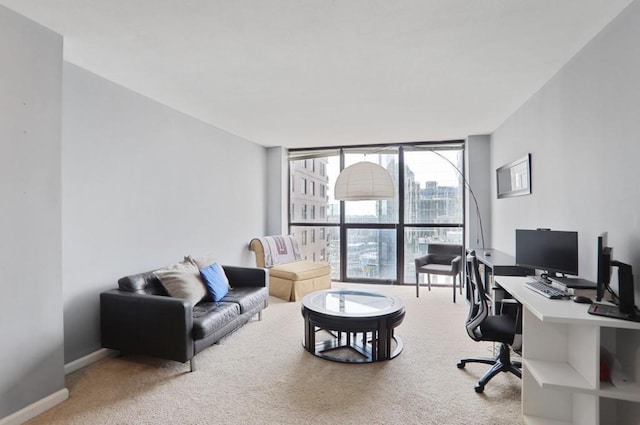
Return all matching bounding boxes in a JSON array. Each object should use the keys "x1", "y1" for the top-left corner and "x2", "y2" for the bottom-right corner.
[
  {"x1": 289, "y1": 143, "x2": 464, "y2": 285},
  {"x1": 289, "y1": 151, "x2": 341, "y2": 279},
  {"x1": 403, "y1": 148, "x2": 464, "y2": 283}
]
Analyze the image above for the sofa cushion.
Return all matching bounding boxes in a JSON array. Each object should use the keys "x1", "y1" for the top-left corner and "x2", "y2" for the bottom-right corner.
[
  {"x1": 154, "y1": 261, "x2": 207, "y2": 306},
  {"x1": 192, "y1": 302, "x2": 240, "y2": 340},
  {"x1": 269, "y1": 260, "x2": 331, "y2": 281},
  {"x1": 200, "y1": 263, "x2": 229, "y2": 302},
  {"x1": 220, "y1": 287, "x2": 268, "y2": 314}
]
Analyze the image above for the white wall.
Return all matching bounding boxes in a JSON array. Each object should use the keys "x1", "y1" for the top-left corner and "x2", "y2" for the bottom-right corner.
[
  {"x1": 0, "y1": 5, "x2": 66, "y2": 419},
  {"x1": 491, "y1": 1, "x2": 640, "y2": 307},
  {"x1": 266, "y1": 146, "x2": 288, "y2": 235},
  {"x1": 61, "y1": 63, "x2": 268, "y2": 362},
  {"x1": 465, "y1": 135, "x2": 491, "y2": 250}
]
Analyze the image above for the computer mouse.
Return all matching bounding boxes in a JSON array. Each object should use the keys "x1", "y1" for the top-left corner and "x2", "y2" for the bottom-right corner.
[{"x1": 571, "y1": 295, "x2": 593, "y2": 304}]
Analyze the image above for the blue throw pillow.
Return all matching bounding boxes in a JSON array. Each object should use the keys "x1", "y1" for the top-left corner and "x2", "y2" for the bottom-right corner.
[{"x1": 199, "y1": 263, "x2": 229, "y2": 302}]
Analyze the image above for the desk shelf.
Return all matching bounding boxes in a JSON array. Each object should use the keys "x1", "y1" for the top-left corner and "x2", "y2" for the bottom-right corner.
[
  {"x1": 496, "y1": 276, "x2": 640, "y2": 425},
  {"x1": 599, "y1": 382, "x2": 640, "y2": 403},
  {"x1": 523, "y1": 416, "x2": 573, "y2": 425},
  {"x1": 525, "y1": 359, "x2": 593, "y2": 392}
]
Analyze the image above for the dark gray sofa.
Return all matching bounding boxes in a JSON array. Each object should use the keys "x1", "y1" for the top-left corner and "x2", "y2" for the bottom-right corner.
[{"x1": 100, "y1": 265, "x2": 268, "y2": 371}]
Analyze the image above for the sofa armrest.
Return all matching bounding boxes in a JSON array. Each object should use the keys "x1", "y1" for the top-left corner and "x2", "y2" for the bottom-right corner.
[
  {"x1": 100, "y1": 289, "x2": 193, "y2": 363},
  {"x1": 222, "y1": 265, "x2": 269, "y2": 289}
]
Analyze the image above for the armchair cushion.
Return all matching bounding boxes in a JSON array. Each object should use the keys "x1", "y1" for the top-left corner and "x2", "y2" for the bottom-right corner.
[
  {"x1": 269, "y1": 261, "x2": 331, "y2": 281},
  {"x1": 418, "y1": 263, "x2": 458, "y2": 276}
]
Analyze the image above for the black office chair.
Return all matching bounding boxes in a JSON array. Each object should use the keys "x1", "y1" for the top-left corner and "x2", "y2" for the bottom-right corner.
[
  {"x1": 457, "y1": 251, "x2": 522, "y2": 393},
  {"x1": 414, "y1": 243, "x2": 463, "y2": 302}
]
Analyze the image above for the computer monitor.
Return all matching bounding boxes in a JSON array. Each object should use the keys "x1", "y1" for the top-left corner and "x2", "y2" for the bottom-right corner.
[
  {"x1": 596, "y1": 232, "x2": 613, "y2": 302},
  {"x1": 515, "y1": 229, "x2": 579, "y2": 282}
]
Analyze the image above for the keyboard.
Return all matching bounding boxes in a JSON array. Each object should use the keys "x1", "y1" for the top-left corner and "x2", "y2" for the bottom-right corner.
[{"x1": 524, "y1": 280, "x2": 567, "y2": 299}]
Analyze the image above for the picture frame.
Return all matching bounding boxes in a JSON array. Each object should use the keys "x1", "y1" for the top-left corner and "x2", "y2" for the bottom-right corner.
[{"x1": 496, "y1": 154, "x2": 531, "y2": 199}]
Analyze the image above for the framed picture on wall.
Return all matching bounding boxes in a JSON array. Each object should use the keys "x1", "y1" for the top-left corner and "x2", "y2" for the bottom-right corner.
[{"x1": 496, "y1": 154, "x2": 531, "y2": 198}]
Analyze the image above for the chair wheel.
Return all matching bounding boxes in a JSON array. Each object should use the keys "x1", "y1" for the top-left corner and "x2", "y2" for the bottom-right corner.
[
  {"x1": 457, "y1": 362, "x2": 465, "y2": 369},
  {"x1": 474, "y1": 384, "x2": 484, "y2": 393}
]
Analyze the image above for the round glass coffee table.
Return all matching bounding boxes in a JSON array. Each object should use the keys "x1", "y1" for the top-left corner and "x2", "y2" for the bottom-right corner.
[{"x1": 301, "y1": 289, "x2": 405, "y2": 363}]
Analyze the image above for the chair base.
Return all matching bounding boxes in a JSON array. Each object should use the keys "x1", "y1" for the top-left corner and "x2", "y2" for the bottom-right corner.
[{"x1": 457, "y1": 343, "x2": 522, "y2": 393}]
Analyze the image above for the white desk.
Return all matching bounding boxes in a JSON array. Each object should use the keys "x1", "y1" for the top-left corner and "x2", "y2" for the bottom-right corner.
[{"x1": 497, "y1": 276, "x2": 640, "y2": 425}]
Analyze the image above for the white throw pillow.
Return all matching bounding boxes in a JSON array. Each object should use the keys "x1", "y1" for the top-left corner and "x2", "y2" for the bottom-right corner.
[{"x1": 154, "y1": 260, "x2": 207, "y2": 305}]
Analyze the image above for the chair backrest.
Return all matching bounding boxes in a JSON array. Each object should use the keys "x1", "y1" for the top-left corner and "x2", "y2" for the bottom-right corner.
[
  {"x1": 249, "y1": 235, "x2": 302, "y2": 267},
  {"x1": 427, "y1": 243, "x2": 463, "y2": 261},
  {"x1": 464, "y1": 251, "x2": 490, "y2": 341}
]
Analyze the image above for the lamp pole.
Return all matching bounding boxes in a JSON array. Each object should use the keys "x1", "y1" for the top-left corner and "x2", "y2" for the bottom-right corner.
[{"x1": 428, "y1": 150, "x2": 486, "y2": 251}]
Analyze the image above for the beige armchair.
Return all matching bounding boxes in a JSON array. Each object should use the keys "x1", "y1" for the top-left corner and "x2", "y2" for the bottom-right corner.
[
  {"x1": 249, "y1": 235, "x2": 332, "y2": 302},
  {"x1": 415, "y1": 243, "x2": 464, "y2": 302}
]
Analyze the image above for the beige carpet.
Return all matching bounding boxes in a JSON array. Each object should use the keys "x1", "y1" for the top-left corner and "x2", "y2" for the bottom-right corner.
[{"x1": 28, "y1": 283, "x2": 523, "y2": 425}]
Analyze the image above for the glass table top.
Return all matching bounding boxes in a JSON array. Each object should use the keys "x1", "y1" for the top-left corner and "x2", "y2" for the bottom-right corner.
[{"x1": 303, "y1": 289, "x2": 403, "y2": 318}]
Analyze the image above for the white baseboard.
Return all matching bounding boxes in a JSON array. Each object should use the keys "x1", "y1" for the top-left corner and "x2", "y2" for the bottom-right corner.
[
  {"x1": 0, "y1": 388, "x2": 68, "y2": 425},
  {"x1": 64, "y1": 348, "x2": 118, "y2": 375},
  {"x1": 0, "y1": 349, "x2": 117, "y2": 424}
]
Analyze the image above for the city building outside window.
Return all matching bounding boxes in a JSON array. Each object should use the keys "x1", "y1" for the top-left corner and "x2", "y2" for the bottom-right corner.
[{"x1": 289, "y1": 144, "x2": 463, "y2": 284}]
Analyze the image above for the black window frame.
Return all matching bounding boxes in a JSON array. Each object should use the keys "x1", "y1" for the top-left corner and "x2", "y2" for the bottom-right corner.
[{"x1": 288, "y1": 141, "x2": 466, "y2": 285}]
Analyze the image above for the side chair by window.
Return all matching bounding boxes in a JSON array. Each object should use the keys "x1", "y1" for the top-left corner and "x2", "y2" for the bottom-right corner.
[
  {"x1": 457, "y1": 251, "x2": 522, "y2": 393},
  {"x1": 414, "y1": 243, "x2": 463, "y2": 302}
]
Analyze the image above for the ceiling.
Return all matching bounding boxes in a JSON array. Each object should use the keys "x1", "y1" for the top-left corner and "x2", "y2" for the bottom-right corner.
[{"x1": 0, "y1": 0, "x2": 633, "y2": 149}]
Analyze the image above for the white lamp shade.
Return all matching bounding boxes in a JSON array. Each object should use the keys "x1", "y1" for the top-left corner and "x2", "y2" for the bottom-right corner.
[{"x1": 334, "y1": 162, "x2": 395, "y2": 201}]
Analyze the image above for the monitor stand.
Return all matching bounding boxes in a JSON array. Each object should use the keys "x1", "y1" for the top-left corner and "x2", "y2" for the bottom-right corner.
[
  {"x1": 588, "y1": 261, "x2": 639, "y2": 322},
  {"x1": 588, "y1": 303, "x2": 640, "y2": 322}
]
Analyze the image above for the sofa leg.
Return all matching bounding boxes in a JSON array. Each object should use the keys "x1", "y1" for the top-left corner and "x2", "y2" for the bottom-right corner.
[
  {"x1": 190, "y1": 357, "x2": 196, "y2": 372},
  {"x1": 258, "y1": 311, "x2": 263, "y2": 321}
]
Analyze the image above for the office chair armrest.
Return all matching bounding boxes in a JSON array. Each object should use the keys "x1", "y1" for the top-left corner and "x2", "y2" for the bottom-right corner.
[
  {"x1": 496, "y1": 298, "x2": 523, "y2": 335},
  {"x1": 499, "y1": 298, "x2": 519, "y2": 304},
  {"x1": 498, "y1": 298, "x2": 519, "y2": 314}
]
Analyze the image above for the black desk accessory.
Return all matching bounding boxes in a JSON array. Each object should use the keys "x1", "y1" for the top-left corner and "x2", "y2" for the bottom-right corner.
[
  {"x1": 571, "y1": 295, "x2": 593, "y2": 304},
  {"x1": 588, "y1": 303, "x2": 640, "y2": 323}
]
